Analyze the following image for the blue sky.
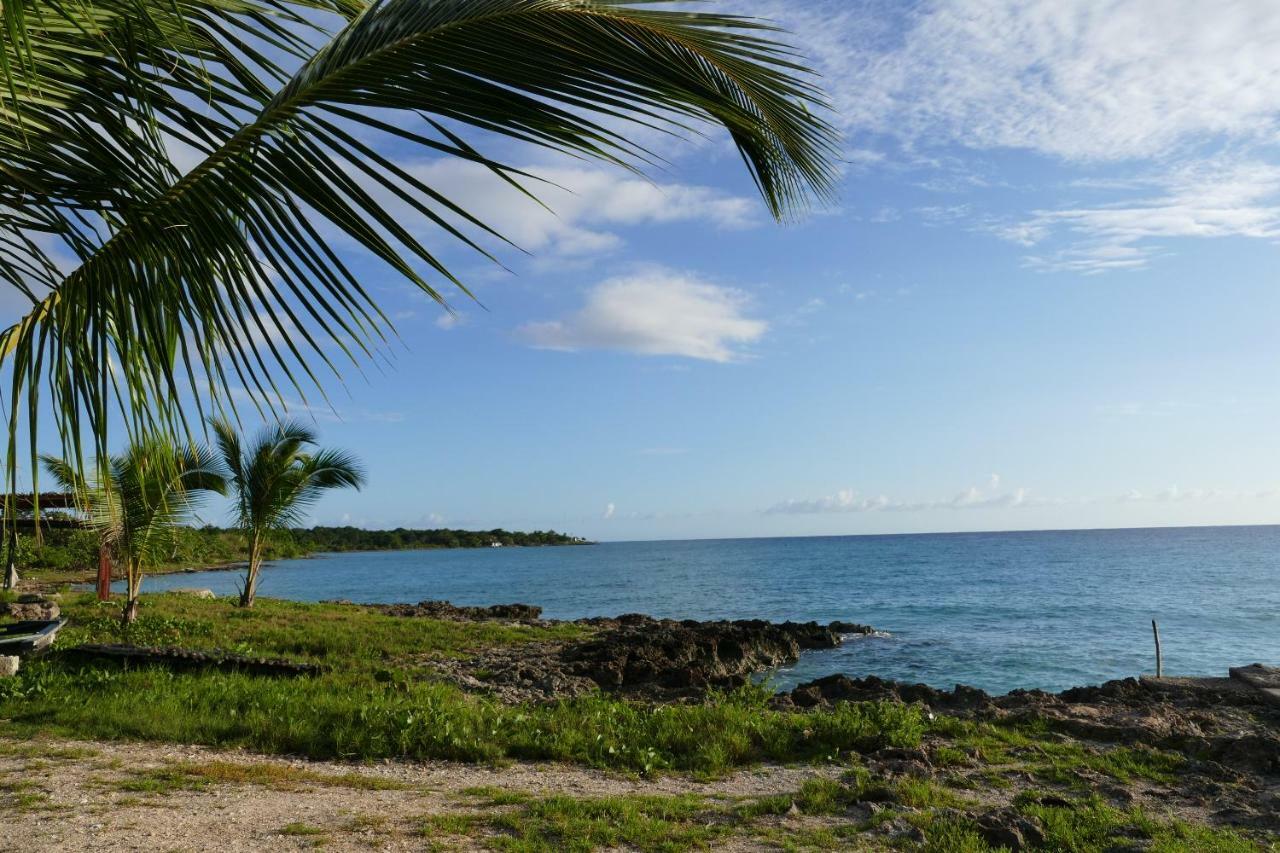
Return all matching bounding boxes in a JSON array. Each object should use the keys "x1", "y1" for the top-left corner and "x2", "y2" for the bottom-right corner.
[{"x1": 18, "y1": 0, "x2": 1280, "y2": 540}]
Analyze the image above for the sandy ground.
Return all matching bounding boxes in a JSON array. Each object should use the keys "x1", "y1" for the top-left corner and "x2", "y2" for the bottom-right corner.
[{"x1": 0, "y1": 736, "x2": 835, "y2": 851}]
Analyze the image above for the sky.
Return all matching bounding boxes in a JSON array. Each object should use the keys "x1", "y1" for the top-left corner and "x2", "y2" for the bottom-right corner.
[{"x1": 16, "y1": 0, "x2": 1280, "y2": 540}]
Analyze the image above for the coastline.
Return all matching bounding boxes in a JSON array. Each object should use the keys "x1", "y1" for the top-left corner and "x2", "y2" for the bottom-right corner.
[{"x1": 25, "y1": 540, "x2": 594, "y2": 591}]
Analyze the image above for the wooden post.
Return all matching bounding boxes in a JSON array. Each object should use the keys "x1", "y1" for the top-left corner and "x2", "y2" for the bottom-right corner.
[
  {"x1": 96, "y1": 541, "x2": 112, "y2": 601},
  {"x1": 1151, "y1": 619, "x2": 1163, "y2": 679}
]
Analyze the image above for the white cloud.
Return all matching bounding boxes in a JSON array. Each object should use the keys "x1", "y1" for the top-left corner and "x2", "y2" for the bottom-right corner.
[
  {"x1": 744, "y1": 1, "x2": 1280, "y2": 271},
  {"x1": 400, "y1": 160, "x2": 757, "y2": 260},
  {"x1": 1003, "y1": 159, "x2": 1280, "y2": 271},
  {"x1": 766, "y1": 479, "x2": 1035, "y2": 515},
  {"x1": 762, "y1": 0, "x2": 1280, "y2": 162},
  {"x1": 435, "y1": 312, "x2": 464, "y2": 330},
  {"x1": 603, "y1": 502, "x2": 616, "y2": 520},
  {"x1": 766, "y1": 478, "x2": 1280, "y2": 515},
  {"x1": 518, "y1": 270, "x2": 767, "y2": 362}
]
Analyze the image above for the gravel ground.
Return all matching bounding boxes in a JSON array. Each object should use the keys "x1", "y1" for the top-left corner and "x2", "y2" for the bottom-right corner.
[{"x1": 0, "y1": 736, "x2": 835, "y2": 851}]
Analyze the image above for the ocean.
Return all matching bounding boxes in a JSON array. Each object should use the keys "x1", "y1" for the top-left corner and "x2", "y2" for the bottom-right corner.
[{"x1": 136, "y1": 525, "x2": 1280, "y2": 694}]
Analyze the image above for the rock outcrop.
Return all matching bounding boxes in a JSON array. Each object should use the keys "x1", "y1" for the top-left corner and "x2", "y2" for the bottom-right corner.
[
  {"x1": 376, "y1": 600, "x2": 544, "y2": 622},
  {"x1": 562, "y1": 616, "x2": 872, "y2": 694},
  {"x1": 428, "y1": 612, "x2": 875, "y2": 702},
  {"x1": 1, "y1": 595, "x2": 60, "y2": 621}
]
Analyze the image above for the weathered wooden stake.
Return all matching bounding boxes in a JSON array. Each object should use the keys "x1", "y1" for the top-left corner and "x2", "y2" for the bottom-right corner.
[
  {"x1": 1151, "y1": 619, "x2": 1163, "y2": 679},
  {"x1": 96, "y1": 542, "x2": 112, "y2": 602}
]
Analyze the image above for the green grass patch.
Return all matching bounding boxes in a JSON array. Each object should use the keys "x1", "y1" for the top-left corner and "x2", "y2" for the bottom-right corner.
[
  {"x1": 461, "y1": 785, "x2": 534, "y2": 806},
  {"x1": 1, "y1": 635, "x2": 926, "y2": 774},
  {"x1": 1014, "y1": 793, "x2": 1262, "y2": 853},
  {"x1": 944, "y1": 718, "x2": 1184, "y2": 787},
  {"x1": 487, "y1": 793, "x2": 722, "y2": 852},
  {"x1": 278, "y1": 821, "x2": 327, "y2": 836},
  {"x1": 53, "y1": 593, "x2": 587, "y2": 666},
  {"x1": 116, "y1": 767, "x2": 208, "y2": 794},
  {"x1": 0, "y1": 778, "x2": 55, "y2": 812},
  {"x1": 172, "y1": 759, "x2": 411, "y2": 790},
  {"x1": 419, "y1": 812, "x2": 484, "y2": 837}
]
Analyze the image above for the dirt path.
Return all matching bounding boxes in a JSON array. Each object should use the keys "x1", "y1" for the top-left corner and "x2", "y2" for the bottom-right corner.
[{"x1": 0, "y1": 736, "x2": 835, "y2": 851}]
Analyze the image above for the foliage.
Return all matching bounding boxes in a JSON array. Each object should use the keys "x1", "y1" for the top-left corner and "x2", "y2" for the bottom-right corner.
[
  {"x1": 40, "y1": 438, "x2": 225, "y2": 620},
  {"x1": 12, "y1": 524, "x2": 585, "y2": 584},
  {"x1": 282, "y1": 526, "x2": 587, "y2": 552},
  {"x1": 211, "y1": 417, "x2": 363, "y2": 606},
  {"x1": 0, "y1": 0, "x2": 838, "y2": 504}
]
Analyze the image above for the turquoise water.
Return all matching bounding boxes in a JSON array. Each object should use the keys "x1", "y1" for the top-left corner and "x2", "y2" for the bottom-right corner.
[{"x1": 136, "y1": 526, "x2": 1280, "y2": 694}]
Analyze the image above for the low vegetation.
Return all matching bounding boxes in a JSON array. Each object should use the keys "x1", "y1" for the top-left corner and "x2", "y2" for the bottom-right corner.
[
  {"x1": 2, "y1": 593, "x2": 1275, "y2": 850},
  {"x1": 15, "y1": 525, "x2": 587, "y2": 586}
]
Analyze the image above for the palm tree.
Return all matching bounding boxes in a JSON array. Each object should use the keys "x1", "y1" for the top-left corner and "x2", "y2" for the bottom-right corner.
[
  {"x1": 211, "y1": 418, "x2": 364, "y2": 608},
  {"x1": 0, "y1": 0, "x2": 839, "y2": 509},
  {"x1": 42, "y1": 437, "x2": 227, "y2": 624}
]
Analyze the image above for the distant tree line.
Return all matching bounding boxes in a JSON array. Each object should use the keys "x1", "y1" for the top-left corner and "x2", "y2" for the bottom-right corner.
[
  {"x1": 15, "y1": 524, "x2": 586, "y2": 577},
  {"x1": 282, "y1": 526, "x2": 588, "y2": 552}
]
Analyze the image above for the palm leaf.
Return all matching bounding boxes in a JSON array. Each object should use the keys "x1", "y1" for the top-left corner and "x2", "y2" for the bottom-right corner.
[{"x1": 1, "y1": 0, "x2": 839, "y2": 515}]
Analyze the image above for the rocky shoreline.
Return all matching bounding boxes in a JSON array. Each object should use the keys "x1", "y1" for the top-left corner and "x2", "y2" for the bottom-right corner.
[
  {"x1": 367, "y1": 599, "x2": 1280, "y2": 835},
  {"x1": 363, "y1": 599, "x2": 875, "y2": 702}
]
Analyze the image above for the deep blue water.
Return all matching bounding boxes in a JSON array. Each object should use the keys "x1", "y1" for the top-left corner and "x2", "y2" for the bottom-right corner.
[{"x1": 135, "y1": 526, "x2": 1280, "y2": 694}]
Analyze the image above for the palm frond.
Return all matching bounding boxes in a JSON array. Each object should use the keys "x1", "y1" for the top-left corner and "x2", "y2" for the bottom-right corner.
[{"x1": 2, "y1": 0, "x2": 839, "y2": 503}]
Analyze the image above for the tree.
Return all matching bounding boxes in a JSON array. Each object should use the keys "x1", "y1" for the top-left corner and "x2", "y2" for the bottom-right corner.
[
  {"x1": 0, "y1": 0, "x2": 839, "y2": 504},
  {"x1": 212, "y1": 418, "x2": 364, "y2": 608},
  {"x1": 42, "y1": 438, "x2": 226, "y2": 624}
]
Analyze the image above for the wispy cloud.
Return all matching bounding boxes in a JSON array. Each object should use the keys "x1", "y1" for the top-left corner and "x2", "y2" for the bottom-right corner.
[
  {"x1": 767, "y1": 478, "x2": 1280, "y2": 515},
  {"x1": 762, "y1": 0, "x2": 1280, "y2": 162},
  {"x1": 766, "y1": 478, "x2": 1037, "y2": 515},
  {"x1": 747, "y1": 0, "x2": 1280, "y2": 271},
  {"x1": 435, "y1": 311, "x2": 465, "y2": 331},
  {"x1": 394, "y1": 160, "x2": 758, "y2": 262},
  {"x1": 1001, "y1": 160, "x2": 1280, "y2": 272},
  {"x1": 518, "y1": 269, "x2": 767, "y2": 363}
]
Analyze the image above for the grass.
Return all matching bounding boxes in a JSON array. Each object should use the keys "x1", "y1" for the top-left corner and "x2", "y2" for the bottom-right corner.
[
  {"x1": 422, "y1": 784, "x2": 1273, "y2": 852},
  {"x1": 1011, "y1": 792, "x2": 1263, "y2": 853},
  {"x1": 2, "y1": 592, "x2": 1274, "y2": 850},
  {"x1": 107, "y1": 759, "x2": 415, "y2": 792},
  {"x1": 941, "y1": 718, "x2": 1186, "y2": 788},
  {"x1": 279, "y1": 821, "x2": 327, "y2": 836},
  {"x1": 0, "y1": 594, "x2": 928, "y2": 774},
  {"x1": 115, "y1": 767, "x2": 208, "y2": 794},
  {"x1": 0, "y1": 662, "x2": 926, "y2": 774},
  {"x1": 0, "y1": 778, "x2": 56, "y2": 812},
  {"x1": 425, "y1": 793, "x2": 727, "y2": 852},
  {"x1": 51, "y1": 593, "x2": 589, "y2": 665}
]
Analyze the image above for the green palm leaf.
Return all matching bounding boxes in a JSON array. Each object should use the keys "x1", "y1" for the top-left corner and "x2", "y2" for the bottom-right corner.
[
  {"x1": 1, "y1": 0, "x2": 839, "y2": 527},
  {"x1": 40, "y1": 435, "x2": 227, "y2": 620},
  {"x1": 211, "y1": 416, "x2": 363, "y2": 605}
]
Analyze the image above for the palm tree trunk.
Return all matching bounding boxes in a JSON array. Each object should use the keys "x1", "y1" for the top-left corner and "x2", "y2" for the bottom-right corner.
[
  {"x1": 3, "y1": 527, "x2": 18, "y2": 591},
  {"x1": 239, "y1": 532, "x2": 263, "y2": 608},
  {"x1": 122, "y1": 561, "x2": 140, "y2": 625}
]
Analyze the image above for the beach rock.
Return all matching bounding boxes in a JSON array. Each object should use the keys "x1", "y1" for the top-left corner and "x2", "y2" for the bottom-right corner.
[
  {"x1": 868, "y1": 746, "x2": 933, "y2": 778},
  {"x1": 0, "y1": 655, "x2": 18, "y2": 677},
  {"x1": 560, "y1": 618, "x2": 855, "y2": 695},
  {"x1": 426, "y1": 613, "x2": 877, "y2": 702},
  {"x1": 167, "y1": 588, "x2": 216, "y2": 599},
  {"x1": 973, "y1": 809, "x2": 1045, "y2": 851},
  {"x1": 2, "y1": 598, "x2": 59, "y2": 621},
  {"x1": 377, "y1": 600, "x2": 543, "y2": 622},
  {"x1": 772, "y1": 673, "x2": 995, "y2": 713}
]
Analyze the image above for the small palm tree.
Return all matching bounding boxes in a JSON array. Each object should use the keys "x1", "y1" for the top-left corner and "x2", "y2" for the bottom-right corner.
[
  {"x1": 211, "y1": 418, "x2": 364, "y2": 608},
  {"x1": 42, "y1": 437, "x2": 226, "y2": 624}
]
